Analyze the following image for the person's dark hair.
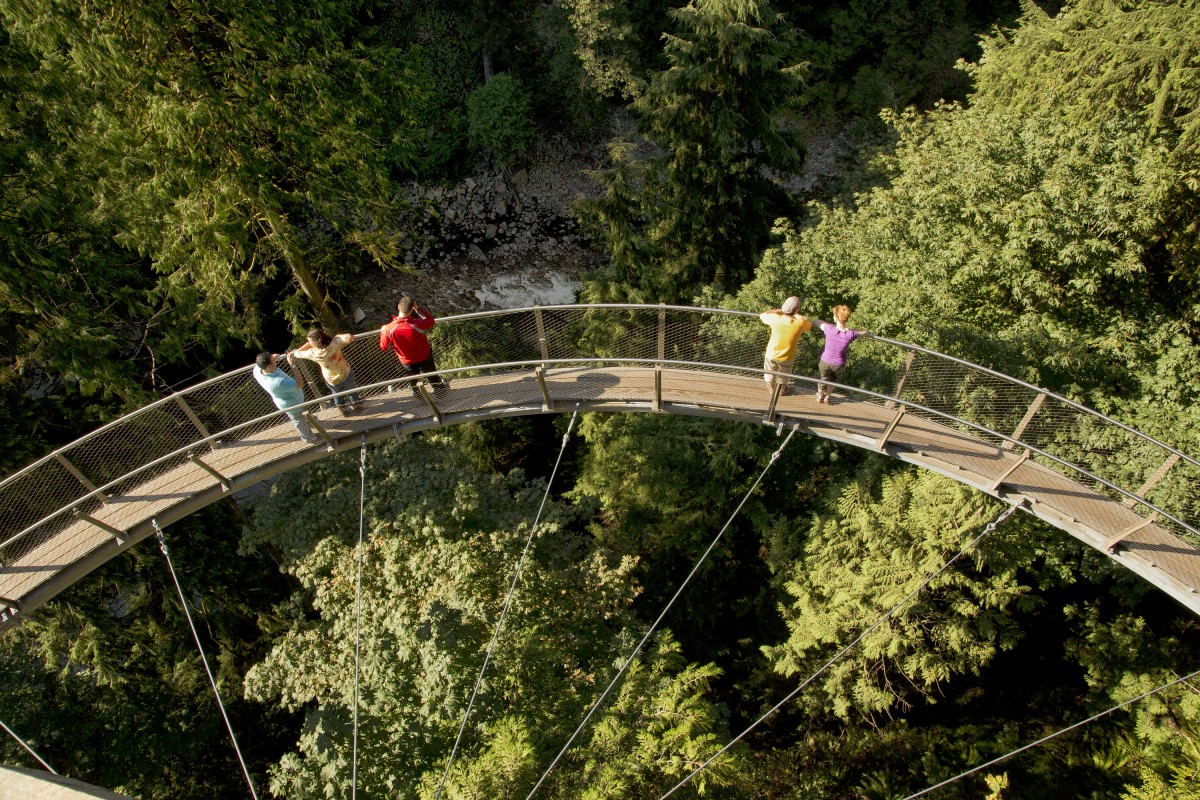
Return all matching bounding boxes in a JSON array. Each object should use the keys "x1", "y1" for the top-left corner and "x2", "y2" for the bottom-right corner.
[
  {"x1": 397, "y1": 297, "x2": 414, "y2": 316},
  {"x1": 255, "y1": 351, "x2": 273, "y2": 369},
  {"x1": 307, "y1": 328, "x2": 333, "y2": 347}
]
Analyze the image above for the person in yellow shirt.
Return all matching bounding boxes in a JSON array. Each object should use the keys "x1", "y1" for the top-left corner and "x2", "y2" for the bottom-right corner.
[{"x1": 759, "y1": 296, "x2": 812, "y2": 395}]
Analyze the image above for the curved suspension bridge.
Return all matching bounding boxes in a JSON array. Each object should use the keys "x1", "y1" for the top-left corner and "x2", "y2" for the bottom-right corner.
[{"x1": 1, "y1": 303, "x2": 1199, "y2": 635}]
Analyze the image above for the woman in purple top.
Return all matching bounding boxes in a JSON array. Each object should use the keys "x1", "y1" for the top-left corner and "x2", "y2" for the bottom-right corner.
[{"x1": 816, "y1": 305, "x2": 869, "y2": 404}]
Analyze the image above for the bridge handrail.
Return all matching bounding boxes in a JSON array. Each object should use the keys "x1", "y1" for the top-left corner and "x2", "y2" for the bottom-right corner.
[
  {"x1": 5, "y1": 306, "x2": 1195, "y2": 489},
  {"x1": 1, "y1": 304, "x2": 1197, "y2": 566},
  {"x1": 4, "y1": 355, "x2": 1196, "y2": 562},
  {"x1": 438, "y1": 303, "x2": 1200, "y2": 472}
]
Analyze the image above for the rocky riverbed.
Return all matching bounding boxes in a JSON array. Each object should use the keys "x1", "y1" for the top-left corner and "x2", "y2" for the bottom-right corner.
[
  {"x1": 350, "y1": 134, "x2": 608, "y2": 327},
  {"x1": 347, "y1": 118, "x2": 855, "y2": 328}
]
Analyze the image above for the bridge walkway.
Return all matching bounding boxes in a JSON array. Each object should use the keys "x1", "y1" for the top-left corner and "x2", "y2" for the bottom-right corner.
[{"x1": 3, "y1": 362, "x2": 1197, "y2": 628}]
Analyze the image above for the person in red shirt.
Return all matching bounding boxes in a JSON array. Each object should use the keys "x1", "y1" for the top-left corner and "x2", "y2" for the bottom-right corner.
[{"x1": 380, "y1": 296, "x2": 448, "y2": 395}]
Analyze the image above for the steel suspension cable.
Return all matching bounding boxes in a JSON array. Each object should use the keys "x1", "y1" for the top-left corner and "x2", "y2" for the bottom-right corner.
[
  {"x1": 898, "y1": 667, "x2": 1200, "y2": 800},
  {"x1": 152, "y1": 519, "x2": 259, "y2": 800},
  {"x1": 0, "y1": 718, "x2": 57, "y2": 773},
  {"x1": 352, "y1": 437, "x2": 368, "y2": 800},
  {"x1": 434, "y1": 408, "x2": 580, "y2": 800},
  {"x1": 657, "y1": 501, "x2": 1023, "y2": 800},
  {"x1": 524, "y1": 424, "x2": 800, "y2": 800}
]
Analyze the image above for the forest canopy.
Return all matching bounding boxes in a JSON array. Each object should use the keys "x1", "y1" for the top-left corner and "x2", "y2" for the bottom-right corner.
[{"x1": 3, "y1": 1, "x2": 1200, "y2": 799}]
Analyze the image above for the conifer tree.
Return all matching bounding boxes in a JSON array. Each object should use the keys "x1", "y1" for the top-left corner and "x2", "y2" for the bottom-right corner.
[
  {"x1": 243, "y1": 436, "x2": 746, "y2": 798},
  {"x1": 579, "y1": 0, "x2": 805, "y2": 301},
  {"x1": 2, "y1": 0, "x2": 426, "y2": 346}
]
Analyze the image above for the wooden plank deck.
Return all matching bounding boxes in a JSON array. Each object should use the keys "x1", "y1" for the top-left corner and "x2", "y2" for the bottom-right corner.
[{"x1": 3, "y1": 366, "x2": 1199, "y2": 628}]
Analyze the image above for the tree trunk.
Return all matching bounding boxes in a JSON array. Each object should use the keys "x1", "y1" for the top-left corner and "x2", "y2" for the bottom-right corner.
[{"x1": 263, "y1": 207, "x2": 341, "y2": 332}]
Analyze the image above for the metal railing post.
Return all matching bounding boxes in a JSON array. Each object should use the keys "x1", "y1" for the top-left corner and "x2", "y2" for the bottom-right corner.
[
  {"x1": 416, "y1": 382, "x2": 444, "y2": 424},
  {"x1": 990, "y1": 449, "x2": 1030, "y2": 491},
  {"x1": 534, "y1": 307, "x2": 550, "y2": 363},
  {"x1": 1004, "y1": 392, "x2": 1047, "y2": 449},
  {"x1": 535, "y1": 366, "x2": 553, "y2": 412},
  {"x1": 54, "y1": 453, "x2": 107, "y2": 503},
  {"x1": 305, "y1": 411, "x2": 335, "y2": 448},
  {"x1": 173, "y1": 395, "x2": 213, "y2": 444},
  {"x1": 877, "y1": 407, "x2": 906, "y2": 452},
  {"x1": 1106, "y1": 513, "x2": 1158, "y2": 554},
  {"x1": 188, "y1": 452, "x2": 231, "y2": 491},
  {"x1": 73, "y1": 509, "x2": 128, "y2": 542},
  {"x1": 1124, "y1": 453, "x2": 1181, "y2": 507},
  {"x1": 886, "y1": 351, "x2": 917, "y2": 409},
  {"x1": 657, "y1": 304, "x2": 666, "y2": 363},
  {"x1": 764, "y1": 379, "x2": 784, "y2": 422}
]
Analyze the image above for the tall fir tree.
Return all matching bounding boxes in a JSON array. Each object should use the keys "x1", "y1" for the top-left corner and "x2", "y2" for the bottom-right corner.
[{"x1": 579, "y1": 0, "x2": 805, "y2": 301}]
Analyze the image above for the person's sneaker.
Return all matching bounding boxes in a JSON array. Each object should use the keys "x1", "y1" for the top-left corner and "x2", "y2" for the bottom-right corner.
[
  {"x1": 339, "y1": 406, "x2": 352, "y2": 417},
  {"x1": 385, "y1": 384, "x2": 395, "y2": 393},
  {"x1": 300, "y1": 435, "x2": 318, "y2": 444}
]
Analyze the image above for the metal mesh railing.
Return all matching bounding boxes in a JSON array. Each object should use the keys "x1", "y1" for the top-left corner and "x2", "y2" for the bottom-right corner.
[{"x1": 2, "y1": 304, "x2": 1199, "y2": 589}]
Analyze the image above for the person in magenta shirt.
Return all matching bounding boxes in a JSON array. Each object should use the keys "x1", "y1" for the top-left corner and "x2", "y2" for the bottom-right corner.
[{"x1": 816, "y1": 304, "x2": 869, "y2": 404}]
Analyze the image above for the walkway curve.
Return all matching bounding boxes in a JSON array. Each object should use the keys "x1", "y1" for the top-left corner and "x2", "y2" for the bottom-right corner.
[{"x1": 2, "y1": 304, "x2": 1199, "y2": 631}]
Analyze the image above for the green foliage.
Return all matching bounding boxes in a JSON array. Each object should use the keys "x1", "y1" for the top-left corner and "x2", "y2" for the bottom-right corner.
[
  {"x1": 578, "y1": 0, "x2": 806, "y2": 301},
  {"x1": 0, "y1": 505, "x2": 294, "y2": 798},
  {"x1": 425, "y1": 635, "x2": 746, "y2": 799},
  {"x1": 0, "y1": 18, "x2": 160, "y2": 404},
  {"x1": 739, "y1": 16, "x2": 1200, "y2": 459},
  {"x1": 973, "y1": 0, "x2": 1200, "y2": 163},
  {"x1": 3, "y1": 0, "x2": 430, "y2": 351},
  {"x1": 1062, "y1": 601, "x2": 1200, "y2": 785},
  {"x1": 524, "y1": 2, "x2": 613, "y2": 135},
  {"x1": 765, "y1": 469, "x2": 1038, "y2": 719},
  {"x1": 560, "y1": 0, "x2": 647, "y2": 100},
  {"x1": 793, "y1": 0, "x2": 1014, "y2": 119},
  {"x1": 466, "y1": 73, "x2": 535, "y2": 167},
  {"x1": 401, "y1": 6, "x2": 477, "y2": 178},
  {"x1": 243, "y1": 434, "x2": 744, "y2": 798},
  {"x1": 1122, "y1": 765, "x2": 1200, "y2": 800},
  {"x1": 970, "y1": 0, "x2": 1200, "y2": 321}
]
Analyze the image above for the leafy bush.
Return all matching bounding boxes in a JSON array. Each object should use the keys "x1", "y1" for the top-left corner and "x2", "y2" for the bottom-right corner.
[{"x1": 466, "y1": 73, "x2": 534, "y2": 166}]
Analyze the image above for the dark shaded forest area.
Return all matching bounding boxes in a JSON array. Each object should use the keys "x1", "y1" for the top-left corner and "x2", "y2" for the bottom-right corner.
[{"x1": 3, "y1": 1, "x2": 1200, "y2": 798}]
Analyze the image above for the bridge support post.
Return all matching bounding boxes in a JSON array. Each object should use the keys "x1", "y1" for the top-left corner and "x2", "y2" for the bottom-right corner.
[
  {"x1": 763, "y1": 379, "x2": 784, "y2": 422},
  {"x1": 1124, "y1": 453, "x2": 1181, "y2": 507},
  {"x1": 188, "y1": 452, "x2": 231, "y2": 491},
  {"x1": 657, "y1": 304, "x2": 666, "y2": 362},
  {"x1": 173, "y1": 395, "x2": 213, "y2": 447},
  {"x1": 534, "y1": 307, "x2": 550, "y2": 362},
  {"x1": 1106, "y1": 513, "x2": 1158, "y2": 554},
  {"x1": 653, "y1": 367, "x2": 663, "y2": 412},
  {"x1": 1004, "y1": 392, "x2": 1047, "y2": 449},
  {"x1": 877, "y1": 407, "x2": 906, "y2": 452},
  {"x1": 535, "y1": 366, "x2": 553, "y2": 412},
  {"x1": 990, "y1": 449, "x2": 1030, "y2": 491},
  {"x1": 305, "y1": 411, "x2": 336, "y2": 448},
  {"x1": 293, "y1": 361, "x2": 327, "y2": 411},
  {"x1": 416, "y1": 383, "x2": 444, "y2": 424},
  {"x1": 54, "y1": 453, "x2": 108, "y2": 503},
  {"x1": 886, "y1": 351, "x2": 917, "y2": 408},
  {"x1": 74, "y1": 509, "x2": 128, "y2": 543}
]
